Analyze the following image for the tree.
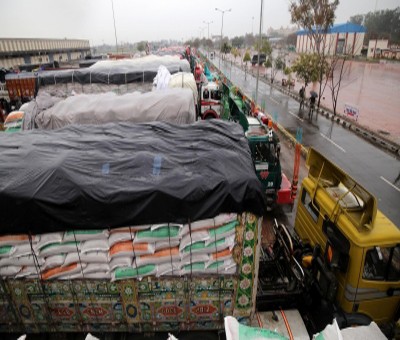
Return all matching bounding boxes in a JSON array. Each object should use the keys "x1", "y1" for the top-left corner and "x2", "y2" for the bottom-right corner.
[
  {"x1": 136, "y1": 41, "x2": 147, "y2": 52},
  {"x1": 363, "y1": 8, "x2": 400, "y2": 44},
  {"x1": 231, "y1": 36, "x2": 245, "y2": 48},
  {"x1": 290, "y1": 0, "x2": 339, "y2": 108},
  {"x1": 350, "y1": 14, "x2": 364, "y2": 25},
  {"x1": 254, "y1": 39, "x2": 272, "y2": 56},
  {"x1": 291, "y1": 53, "x2": 324, "y2": 89},
  {"x1": 231, "y1": 47, "x2": 240, "y2": 63},
  {"x1": 243, "y1": 50, "x2": 251, "y2": 80},
  {"x1": 244, "y1": 33, "x2": 256, "y2": 48},
  {"x1": 284, "y1": 66, "x2": 293, "y2": 91},
  {"x1": 221, "y1": 42, "x2": 232, "y2": 59}
]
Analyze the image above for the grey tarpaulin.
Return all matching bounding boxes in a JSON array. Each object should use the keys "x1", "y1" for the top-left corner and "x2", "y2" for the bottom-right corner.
[
  {"x1": 35, "y1": 88, "x2": 196, "y2": 130},
  {"x1": 0, "y1": 120, "x2": 266, "y2": 235}
]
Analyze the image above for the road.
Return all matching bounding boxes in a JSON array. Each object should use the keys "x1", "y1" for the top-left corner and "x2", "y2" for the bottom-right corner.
[{"x1": 210, "y1": 54, "x2": 400, "y2": 226}]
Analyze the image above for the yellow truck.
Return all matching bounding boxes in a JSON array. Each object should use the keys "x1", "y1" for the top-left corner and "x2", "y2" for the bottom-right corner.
[{"x1": 294, "y1": 148, "x2": 400, "y2": 335}]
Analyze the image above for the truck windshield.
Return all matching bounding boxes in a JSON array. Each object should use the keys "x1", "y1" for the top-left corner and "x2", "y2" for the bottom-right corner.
[{"x1": 252, "y1": 141, "x2": 276, "y2": 164}]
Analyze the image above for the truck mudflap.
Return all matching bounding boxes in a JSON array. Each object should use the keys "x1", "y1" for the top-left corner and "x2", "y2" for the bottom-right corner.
[{"x1": 277, "y1": 173, "x2": 293, "y2": 205}]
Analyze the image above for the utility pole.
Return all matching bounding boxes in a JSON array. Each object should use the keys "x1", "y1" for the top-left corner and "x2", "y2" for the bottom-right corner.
[
  {"x1": 215, "y1": 8, "x2": 231, "y2": 69},
  {"x1": 203, "y1": 20, "x2": 213, "y2": 58},
  {"x1": 111, "y1": 0, "x2": 118, "y2": 53},
  {"x1": 255, "y1": 0, "x2": 263, "y2": 104}
]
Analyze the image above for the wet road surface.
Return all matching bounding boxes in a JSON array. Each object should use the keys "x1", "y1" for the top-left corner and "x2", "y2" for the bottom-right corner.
[{"x1": 210, "y1": 55, "x2": 400, "y2": 226}]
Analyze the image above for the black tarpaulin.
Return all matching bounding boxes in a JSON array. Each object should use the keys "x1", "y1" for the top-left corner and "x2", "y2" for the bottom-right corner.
[
  {"x1": 38, "y1": 56, "x2": 191, "y2": 86},
  {"x1": 0, "y1": 120, "x2": 265, "y2": 235}
]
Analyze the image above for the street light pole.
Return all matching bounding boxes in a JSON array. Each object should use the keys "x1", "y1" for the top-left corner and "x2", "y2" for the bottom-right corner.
[
  {"x1": 111, "y1": 0, "x2": 119, "y2": 53},
  {"x1": 255, "y1": 0, "x2": 263, "y2": 105},
  {"x1": 215, "y1": 7, "x2": 231, "y2": 69},
  {"x1": 203, "y1": 20, "x2": 213, "y2": 58}
]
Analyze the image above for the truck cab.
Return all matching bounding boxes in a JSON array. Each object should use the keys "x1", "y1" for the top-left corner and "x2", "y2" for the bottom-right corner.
[
  {"x1": 295, "y1": 148, "x2": 400, "y2": 332},
  {"x1": 200, "y1": 81, "x2": 222, "y2": 119},
  {"x1": 245, "y1": 116, "x2": 282, "y2": 207}
]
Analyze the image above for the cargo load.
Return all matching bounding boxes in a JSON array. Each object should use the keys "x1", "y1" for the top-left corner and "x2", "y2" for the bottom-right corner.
[
  {"x1": 35, "y1": 88, "x2": 196, "y2": 130},
  {"x1": 0, "y1": 120, "x2": 265, "y2": 333}
]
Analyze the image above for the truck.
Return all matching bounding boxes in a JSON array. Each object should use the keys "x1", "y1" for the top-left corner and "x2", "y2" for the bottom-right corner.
[
  {"x1": 194, "y1": 52, "x2": 293, "y2": 209},
  {"x1": 257, "y1": 147, "x2": 400, "y2": 337},
  {"x1": 0, "y1": 120, "x2": 266, "y2": 334}
]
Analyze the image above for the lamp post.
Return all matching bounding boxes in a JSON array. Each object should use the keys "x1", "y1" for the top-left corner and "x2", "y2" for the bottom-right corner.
[
  {"x1": 255, "y1": 0, "x2": 263, "y2": 104},
  {"x1": 203, "y1": 20, "x2": 213, "y2": 58},
  {"x1": 252, "y1": 16, "x2": 254, "y2": 35},
  {"x1": 111, "y1": 0, "x2": 118, "y2": 53},
  {"x1": 215, "y1": 7, "x2": 231, "y2": 68}
]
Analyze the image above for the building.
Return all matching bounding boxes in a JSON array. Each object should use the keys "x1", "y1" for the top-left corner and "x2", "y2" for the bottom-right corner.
[
  {"x1": 0, "y1": 38, "x2": 91, "y2": 69},
  {"x1": 296, "y1": 23, "x2": 366, "y2": 56},
  {"x1": 367, "y1": 39, "x2": 400, "y2": 60}
]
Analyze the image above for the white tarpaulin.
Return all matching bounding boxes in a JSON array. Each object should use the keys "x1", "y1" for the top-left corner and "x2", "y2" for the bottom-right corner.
[{"x1": 35, "y1": 88, "x2": 196, "y2": 129}]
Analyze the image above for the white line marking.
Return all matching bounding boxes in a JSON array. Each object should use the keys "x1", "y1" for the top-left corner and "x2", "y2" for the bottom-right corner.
[
  {"x1": 380, "y1": 176, "x2": 400, "y2": 193},
  {"x1": 270, "y1": 97, "x2": 279, "y2": 105},
  {"x1": 320, "y1": 133, "x2": 346, "y2": 152},
  {"x1": 288, "y1": 110, "x2": 304, "y2": 122}
]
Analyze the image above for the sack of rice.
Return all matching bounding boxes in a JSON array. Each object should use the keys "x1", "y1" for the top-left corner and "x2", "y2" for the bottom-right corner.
[
  {"x1": 83, "y1": 263, "x2": 110, "y2": 274},
  {"x1": 81, "y1": 239, "x2": 109, "y2": 253},
  {"x1": 0, "y1": 234, "x2": 39, "y2": 246},
  {"x1": 109, "y1": 256, "x2": 132, "y2": 271},
  {"x1": 135, "y1": 247, "x2": 180, "y2": 267},
  {"x1": 180, "y1": 262, "x2": 206, "y2": 275},
  {"x1": 134, "y1": 225, "x2": 181, "y2": 243},
  {"x1": 154, "y1": 239, "x2": 180, "y2": 251},
  {"x1": 109, "y1": 241, "x2": 155, "y2": 258},
  {"x1": 181, "y1": 235, "x2": 235, "y2": 255},
  {"x1": 157, "y1": 262, "x2": 181, "y2": 276},
  {"x1": 63, "y1": 229, "x2": 109, "y2": 242},
  {"x1": 108, "y1": 231, "x2": 135, "y2": 247},
  {"x1": 15, "y1": 266, "x2": 40, "y2": 279},
  {"x1": 12, "y1": 243, "x2": 38, "y2": 258},
  {"x1": 111, "y1": 264, "x2": 157, "y2": 281},
  {"x1": 205, "y1": 220, "x2": 238, "y2": 245},
  {"x1": 40, "y1": 241, "x2": 80, "y2": 257},
  {"x1": 41, "y1": 263, "x2": 86, "y2": 280},
  {"x1": 181, "y1": 213, "x2": 237, "y2": 235},
  {"x1": 0, "y1": 245, "x2": 16, "y2": 258},
  {"x1": 0, "y1": 254, "x2": 44, "y2": 267},
  {"x1": 36, "y1": 232, "x2": 63, "y2": 250},
  {"x1": 179, "y1": 231, "x2": 210, "y2": 252},
  {"x1": 63, "y1": 251, "x2": 108, "y2": 267},
  {"x1": 209, "y1": 248, "x2": 233, "y2": 262},
  {"x1": 180, "y1": 253, "x2": 209, "y2": 267},
  {"x1": 42, "y1": 254, "x2": 67, "y2": 270},
  {"x1": 0, "y1": 266, "x2": 22, "y2": 277}
]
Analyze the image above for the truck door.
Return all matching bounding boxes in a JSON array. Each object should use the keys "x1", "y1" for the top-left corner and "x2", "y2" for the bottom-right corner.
[{"x1": 355, "y1": 245, "x2": 400, "y2": 324}]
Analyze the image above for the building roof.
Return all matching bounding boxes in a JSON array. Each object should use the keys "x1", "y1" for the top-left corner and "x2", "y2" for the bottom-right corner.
[{"x1": 297, "y1": 23, "x2": 366, "y2": 35}]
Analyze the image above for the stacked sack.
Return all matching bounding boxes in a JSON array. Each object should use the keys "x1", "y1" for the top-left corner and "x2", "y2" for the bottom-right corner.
[{"x1": 0, "y1": 213, "x2": 239, "y2": 281}]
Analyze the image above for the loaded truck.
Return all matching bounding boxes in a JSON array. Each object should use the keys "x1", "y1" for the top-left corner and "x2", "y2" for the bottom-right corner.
[
  {"x1": 0, "y1": 120, "x2": 266, "y2": 334},
  {"x1": 257, "y1": 148, "x2": 400, "y2": 337},
  {"x1": 193, "y1": 52, "x2": 293, "y2": 209}
]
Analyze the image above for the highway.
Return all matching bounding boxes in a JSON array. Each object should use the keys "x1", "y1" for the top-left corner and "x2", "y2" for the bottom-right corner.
[{"x1": 210, "y1": 54, "x2": 400, "y2": 226}]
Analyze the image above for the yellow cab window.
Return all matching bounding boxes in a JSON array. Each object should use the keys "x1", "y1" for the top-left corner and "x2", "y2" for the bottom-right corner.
[
  {"x1": 301, "y1": 189, "x2": 320, "y2": 223},
  {"x1": 363, "y1": 245, "x2": 400, "y2": 281}
]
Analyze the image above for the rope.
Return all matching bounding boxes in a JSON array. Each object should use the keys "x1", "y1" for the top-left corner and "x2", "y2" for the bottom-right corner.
[
  {"x1": 280, "y1": 309, "x2": 294, "y2": 340},
  {"x1": 28, "y1": 232, "x2": 56, "y2": 331},
  {"x1": 72, "y1": 231, "x2": 102, "y2": 331}
]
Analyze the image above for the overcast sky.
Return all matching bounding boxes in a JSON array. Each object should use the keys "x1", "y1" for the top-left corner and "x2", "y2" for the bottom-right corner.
[{"x1": 1, "y1": 0, "x2": 399, "y2": 45}]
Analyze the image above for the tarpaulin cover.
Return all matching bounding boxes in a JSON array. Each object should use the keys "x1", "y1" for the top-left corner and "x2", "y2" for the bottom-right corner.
[
  {"x1": 35, "y1": 88, "x2": 196, "y2": 130},
  {"x1": 38, "y1": 55, "x2": 191, "y2": 86},
  {"x1": 0, "y1": 120, "x2": 265, "y2": 235}
]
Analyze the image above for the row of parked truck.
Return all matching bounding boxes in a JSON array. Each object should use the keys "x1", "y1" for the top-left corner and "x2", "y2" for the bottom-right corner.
[{"x1": 0, "y1": 49, "x2": 398, "y2": 338}]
